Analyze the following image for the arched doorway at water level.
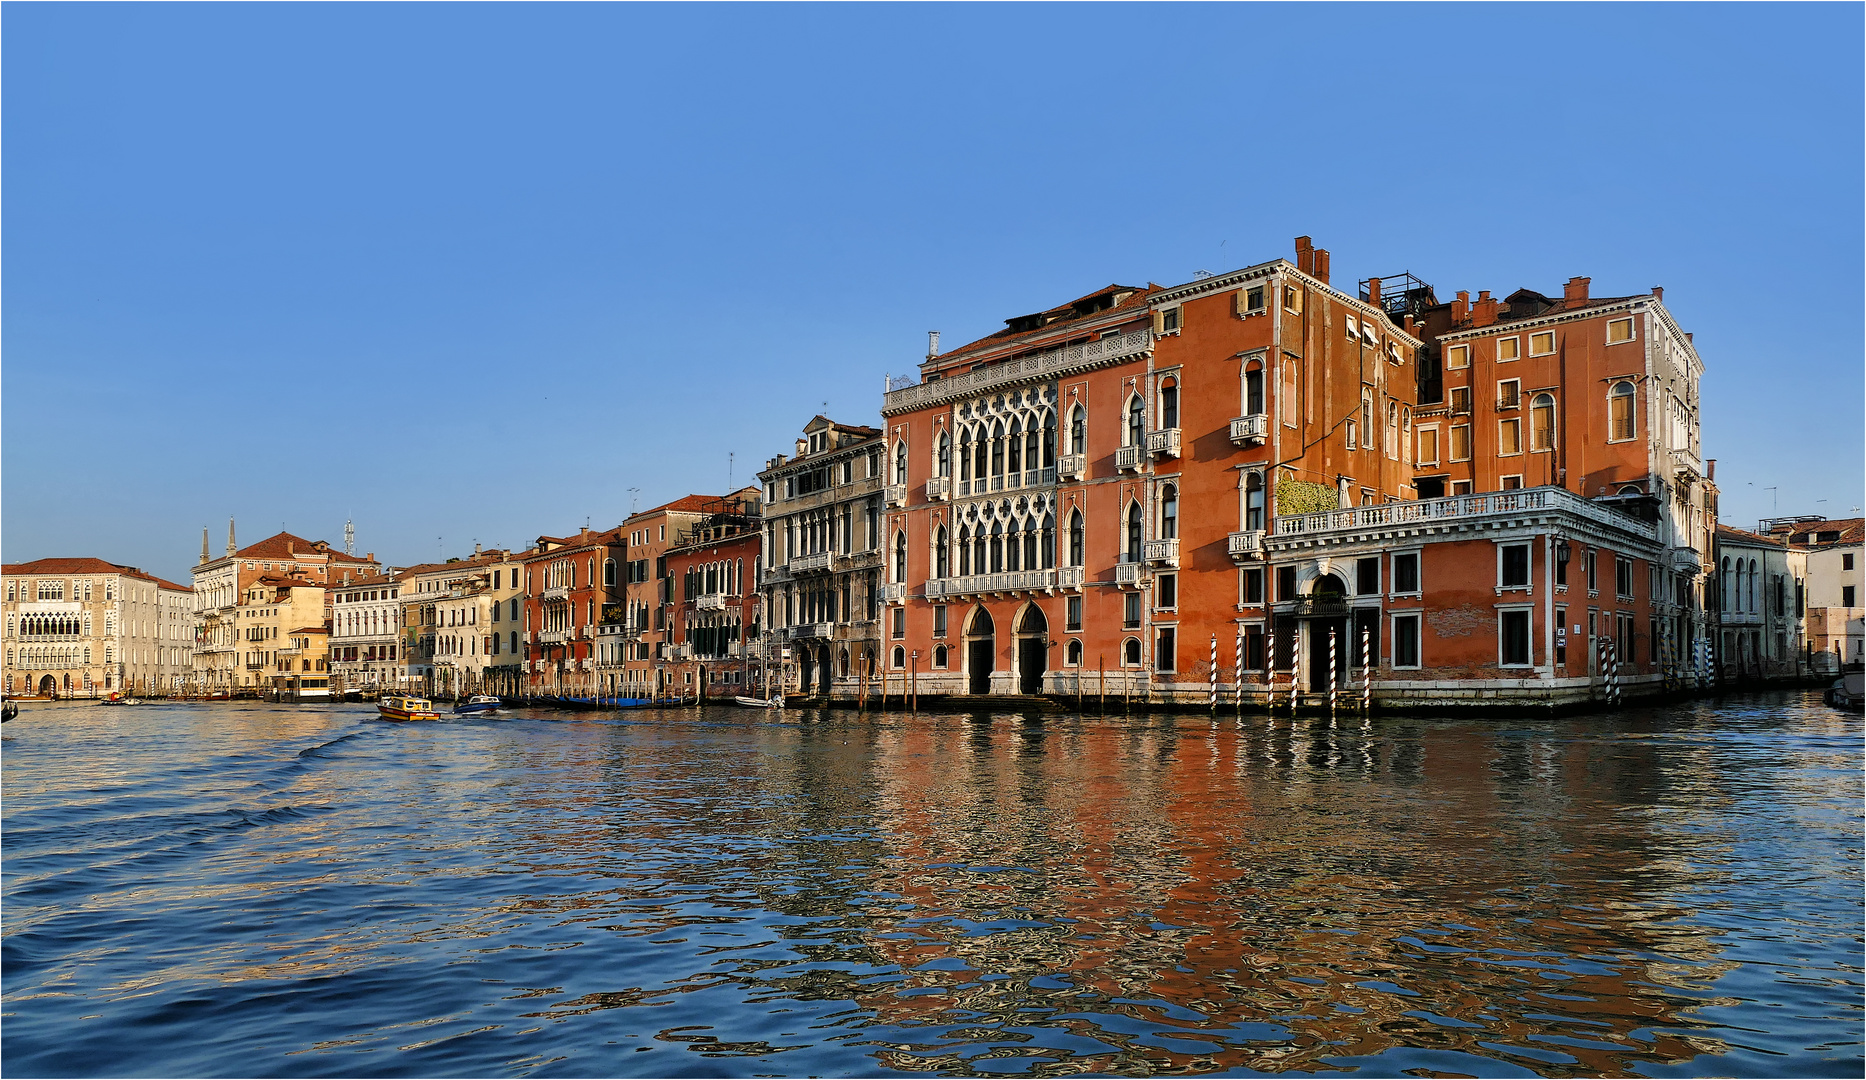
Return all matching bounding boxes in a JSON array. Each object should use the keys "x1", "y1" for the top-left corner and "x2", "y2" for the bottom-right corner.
[
  {"x1": 1014, "y1": 603, "x2": 1048, "y2": 695},
  {"x1": 965, "y1": 606, "x2": 995, "y2": 695}
]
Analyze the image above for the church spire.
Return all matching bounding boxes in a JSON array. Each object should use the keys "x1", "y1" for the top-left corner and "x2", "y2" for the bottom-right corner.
[
  {"x1": 226, "y1": 517, "x2": 237, "y2": 557},
  {"x1": 201, "y1": 527, "x2": 210, "y2": 564}
]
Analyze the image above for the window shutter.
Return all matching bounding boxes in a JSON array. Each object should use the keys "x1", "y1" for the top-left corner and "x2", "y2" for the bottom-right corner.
[{"x1": 1151, "y1": 309, "x2": 1165, "y2": 334}]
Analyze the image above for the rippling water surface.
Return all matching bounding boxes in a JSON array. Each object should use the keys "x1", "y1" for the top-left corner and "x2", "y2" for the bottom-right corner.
[{"x1": 3, "y1": 694, "x2": 1860, "y2": 1077}]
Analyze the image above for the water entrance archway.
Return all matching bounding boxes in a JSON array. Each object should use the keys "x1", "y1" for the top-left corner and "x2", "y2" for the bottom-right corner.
[
  {"x1": 1015, "y1": 604, "x2": 1048, "y2": 695},
  {"x1": 965, "y1": 607, "x2": 995, "y2": 695}
]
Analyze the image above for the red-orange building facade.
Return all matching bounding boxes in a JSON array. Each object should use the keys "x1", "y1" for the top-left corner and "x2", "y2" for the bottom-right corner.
[
  {"x1": 660, "y1": 494, "x2": 764, "y2": 700},
  {"x1": 519, "y1": 527, "x2": 626, "y2": 695},
  {"x1": 874, "y1": 239, "x2": 1689, "y2": 707}
]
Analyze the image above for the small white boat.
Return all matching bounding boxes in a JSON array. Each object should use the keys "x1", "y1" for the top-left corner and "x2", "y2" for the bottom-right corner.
[
  {"x1": 733, "y1": 694, "x2": 785, "y2": 708},
  {"x1": 454, "y1": 695, "x2": 501, "y2": 715},
  {"x1": 378, "y1": 695, "x2": 440, "y2": 722}
]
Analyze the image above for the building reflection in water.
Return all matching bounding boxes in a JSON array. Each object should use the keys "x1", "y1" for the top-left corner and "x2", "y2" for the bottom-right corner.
[{"x1": 455, "y1": 706, "x2": 1812, "y2": 1077}]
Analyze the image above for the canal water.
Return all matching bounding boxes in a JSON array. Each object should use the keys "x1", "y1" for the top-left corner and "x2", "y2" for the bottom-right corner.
[{"x1": 2, "y1": 694, "x2": 1859, "y2": 1078}]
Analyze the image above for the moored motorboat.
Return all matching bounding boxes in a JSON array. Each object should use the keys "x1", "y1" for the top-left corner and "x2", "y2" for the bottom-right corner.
[
  {"x1": 453, "y1": 695, "x2": 502, "y2": 715},
  {"x1": 733, "y1": 694, "x2": 784, "y2": 708},
  {"x1": 377, "y1": 694, "x2": 440, "y2": 721}
]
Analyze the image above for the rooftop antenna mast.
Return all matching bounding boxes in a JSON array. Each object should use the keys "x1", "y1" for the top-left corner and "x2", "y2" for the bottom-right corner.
[
  {"x1": 344, "y1": 518, "x2": 355, "y2": 556},
  {"x1": 628, "y1": 488, "x2": 641, "y2": 515},
  {"x1": 728, "y1": 452, "x2": 734, "y2": 492}
]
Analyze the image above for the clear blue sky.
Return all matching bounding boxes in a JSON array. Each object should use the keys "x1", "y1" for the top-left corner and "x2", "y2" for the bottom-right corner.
[{"x1": 5, "y1": 3, "x2": 1861, "y2": 582}]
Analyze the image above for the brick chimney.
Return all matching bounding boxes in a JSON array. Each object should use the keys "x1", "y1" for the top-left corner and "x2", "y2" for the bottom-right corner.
[
  {"x1": 1563, "y1": 276, "x2": 1590, "y2": 305},
  {"x1": 1366, "y1": 277, "x2": 1381, "y2": 307},
  {"x1": 1472, "y1": 290, "x2": 1499, "y2": 327},
  {"x1": 1294, "y1": 236, "x2": 1314, "y2": 275},
  {"x1": 1452, "y1": 290, "x2": 1470, "y2": 324},
  {"x1": 1313, "y1": 248, "x2": 1330, "y2": 285},
  {"x1": 1652, "y1": 286, "x2": 1663, "y2": 301}
]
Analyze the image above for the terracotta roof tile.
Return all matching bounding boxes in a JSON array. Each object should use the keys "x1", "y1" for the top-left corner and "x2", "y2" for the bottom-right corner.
[
  {"x1": 934, "y1": 284, "x2": 1157, "y2": 363},
  {"x1": 3, "y1": 558, "x2": 194, "y2": 591}
]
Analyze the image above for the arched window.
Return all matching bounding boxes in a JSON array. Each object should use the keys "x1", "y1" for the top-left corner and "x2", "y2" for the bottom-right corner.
[
  {"x1": 1069, "y1": 405, "x2": 1086, "y2": 454},
  {"x1": 1127, "y1": 396, "x2": 1145, "y2": 446},
  {"x1": 1066, "y1": 638, "x2": 1082, "y2": 665},
  {"x1": 990, "y1": 521, "x2": 1004, "y2": 573},
  {"x1": 1244, "y1": 363, "x2": 1264, "y2": 415},
  {"x1": 894, "y1": 441, "x2": 908, "y2": 484},
  {"x1": 1123, "y1": 637, "x2": 1142, "y2": 666},
  {"x1": 1609, "y1": 381, "x2": 1636, "y2": 440},
  {"x1": 958, "y1": 428, "x2": 972, "y2": 482},
  {"x1": 1748, "y1": 559, "x2": 1758, "y2": 612},
  {"x1": 958, "y1": 526, "x2": 972, "y2": 576},
  {"x1": 990, "y1": 422, "x2": 1004, "y2": 477},
  {"x1": 603, "y1": 559, "x2": 617, "y2": 587},
  {"x1": 1160, "y1": 378, "x2": 1179, "y2": 428},
  {"x1": 1068, "y1": 510, "x2": 1085, "y2": 567},
  {"x1": 1008, "y1": 418, "x2": 1023, "y2": 474},
  {"x1": 974, "y1": 426, "x2": 989, "y2": 479},
  {"x1": 937, "y1": 432, "x2": 951, "y2": 478},
  {"x1": 1126, "y1": 503, "x2": 1143, "y2": 562},
  {"x1": 894, "y1": 531, "x2": 907, "y2": 581},
  {"x1": 1245, "y1": 472, "x2": 1265, "y2": 531},
  {"x1": 892, "y1": 645, "x2": 905, "y2": 668},
  {"x1": 1042, "y1": 411, "x2": 1056, "y2": 467},
  {"x1": 973, "y1": 527, "x2": 987, "y2": 574},
  {"x1": 934, "y1": 644, "x2": 948, "y2": 668},
  {"x1": 1025, "y1": 421, "x2": 1039, "y2": 473},
  {"x1": 1531, "y1": 394, "x2": 1556, "y2": 451},
  {"x1": 1027, "y1": 517, "x2": 1042, "y2": 569},
  {"x1": 1160, "y1": 483, "x2": 1179, "y2": 539},
  {"x1": 935, "y1": 526, "x2": 949, "y2": 579},
  {"x1": 1005, "y1": 520, "x2": 1021, "y2": 571},
  {"x1": 1386, "y1": 401, "x2": 1400, "y2": 458}
]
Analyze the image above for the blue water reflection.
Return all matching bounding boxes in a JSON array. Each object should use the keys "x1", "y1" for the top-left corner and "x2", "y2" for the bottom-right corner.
[{"x1": 2, "y1": 693, "x2": 1859, "y2": 1077}]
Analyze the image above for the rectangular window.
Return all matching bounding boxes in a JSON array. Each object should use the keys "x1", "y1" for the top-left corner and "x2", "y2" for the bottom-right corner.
[
  {"x1": 1499, "y1": 418, "x2": 1522, "y2": 455},
  {"x1": 1607, "y1": 317, "x2": 1634, "y2": 344},
  {"x1": 1242, "y1": 567, "x2": 1264, "y2": 604},
  {"x1": 891, "y1": 608, "x2": 905, "y2": 639},
  {"x1": 1356, "y1": 557, "x2": 1379, "y2": 596},
  {"x1": 1156, "y1": 573, "x2": 1177, "y2": 609},
  {"x1": 1154, "y1": 627, "x2": 1176, "y2": 672},
  {"x1": 1283, "y1": 285, "x2": 1302, "y2": 314},
  {"x1": 1450, "y1": 424, "x2": 1472, "y2": 461},
  {"x1": 1393, "y1": 613, "x2": 1420, "y2": 667},
  {"x1": 1344, "y1": 315, "x2": 1358, "y2": 340},
  {"x1": 1393, "y1": 552, "x2": 1419, "y2": 594},
  {"x1": 1845, "y1": 585, "x2": 1857, "y2": 607},
  {"x1": 1277, "y1": 566, "x2": 1298, "y2": 601},
  {"x1": 1500, "y1": 475, "x2": 1523, "y2": 490},
  {"x1": 1123, "y1": 592, "x2": 1141, "y2": 628},
  {"x1": 1616, "y1": 557, "x2": 1634, "y2": 599},
  {"x1": 1500, "y1": 544, "x2": 1531, "y2": 588},
  {"x1": 1498, "y1": 379, "x2": 1521, "y2": 409},
  {"x1": 1529, "y1": 330, "x2": 1555, "y2": 356},
  {"x1": 1843, "y1": 553, "x2": 1855, "y2": 571},
  {"x1": 1586, "y1": 549, "x2": 1598, "y2": 593},
  {"x1": 1449, "y1": 386, "x2": 1471, "y2": 414},
  {"x1": 1416, "y1": 426, "x2": 1439, "y2": 465},
  {"x1": 1500, "y1": 609, "x2": 1531, "y2": 665},
  {"x1": 1066, "y1": 596, "x2": 1082, "y2": 632},
  {"x1": 933, "y1": 605, "x2": 947, "y2": 637},
  {"x1": 1446, "y1": 344, "x2": 1470, "y2": 370},
  {"x1": 1497, "y1": 336, "x2": 1520, "y2": 361},
  {"x1": 1160, "y1": 306, "x2": 1180, "y2": 332}
]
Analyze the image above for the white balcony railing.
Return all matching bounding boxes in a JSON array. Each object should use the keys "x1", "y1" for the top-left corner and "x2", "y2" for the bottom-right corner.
[
  {"x1": 790, "y1": 550, "x2": 832, "y2": 575},
  {"x1": 1144, "y1": 538, "x2": 1180, "y2": 568},
  {"x1": 1057, "y1": 453, "x2": 1086, "y2": 481},
  {"x1": 1057, "y1": 565, "x2": 1085, "y2": 590},
  {"x1": 925, "y1": 569, "x2": 1058, "y2": 599},
  {"x1": 886, "y1": 484, "x2": 908, "y2": 508},
  {"x1": 1115, "y1": 561, "x2": 1145, "y2": 587},
  {"x1": 696, "y1": 593, "x2": 729, "y2": 611},
  {"x1": 789, "y1": 622, "x2": 834, "y2": 640},
  {"x1": 880, "y1": 582, "x2": 907, "y2": 603},
  {"x1": 542, "y1": 585, "x2": 570, "y2": 602},
  {"x1": 1115, "y1": 445, "x2": 1144, "y2": 472},
  {"x1": 927, "y1": 476, "x2": 952, "y2": 501},
  {"x1": 1146, "y1": 428, "x2": 1182, "y2": 458},
  {"x1": 881, "y1": 328, "x2": 1153, "y2": 414},
  {"x1": 537, "y1": 629, "x2": 567, "y2": 644},
  {"x1": 1227, "y1": 530, "x2": 1266, "y2": 562},
  {"x1": 1272, "y1": 485, "x2": 1660, "y2": 544},
  {"x1": 1229, "y1": 414, "x2": 1268, "y2": 446}
]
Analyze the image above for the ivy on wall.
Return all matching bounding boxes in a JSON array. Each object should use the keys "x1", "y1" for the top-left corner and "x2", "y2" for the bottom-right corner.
[{"x1": 1275, "y1": 475, "x2": 1339, "y2": 516}]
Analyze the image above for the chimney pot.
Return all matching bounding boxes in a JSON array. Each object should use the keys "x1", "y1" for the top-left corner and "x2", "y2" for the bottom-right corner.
[
  {"x1": 1706, "y1": 458, "x2": 1716, "y2": 480},
  {"x1": 1294, "y1": 236, "x2": 1314, "y2": 275},
  {"x1": 1564, "y1": 276, "x2": 1590, "y2": 304},
  {"x1": 1313, "y1": 249, "x2": 1330, "y2": 285},
  {"x1": 1653, "y1": 286, "x2": 1664, "y2": 301},
  {"x1": 1366, "y1": 278, "x2": 1382, "y2": 306}
]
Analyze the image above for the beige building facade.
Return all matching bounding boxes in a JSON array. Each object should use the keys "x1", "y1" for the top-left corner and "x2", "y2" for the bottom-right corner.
[{"x1": 3, "y1": 558, "x2": 194, "y2": 697}]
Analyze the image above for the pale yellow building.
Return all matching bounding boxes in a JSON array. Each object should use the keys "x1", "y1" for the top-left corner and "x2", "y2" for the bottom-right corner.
[
  {"x1": 236, "y1": 576, "x2": 329, "y2": 695},
  {"x1": 3, "y1": 557, "x2": 194, "y2": 697}
]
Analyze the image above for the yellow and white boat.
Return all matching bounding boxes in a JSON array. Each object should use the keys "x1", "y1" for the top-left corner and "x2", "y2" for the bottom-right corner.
[{"x1": 377, "y1": 694, "x2": 440, "y2": 722}]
